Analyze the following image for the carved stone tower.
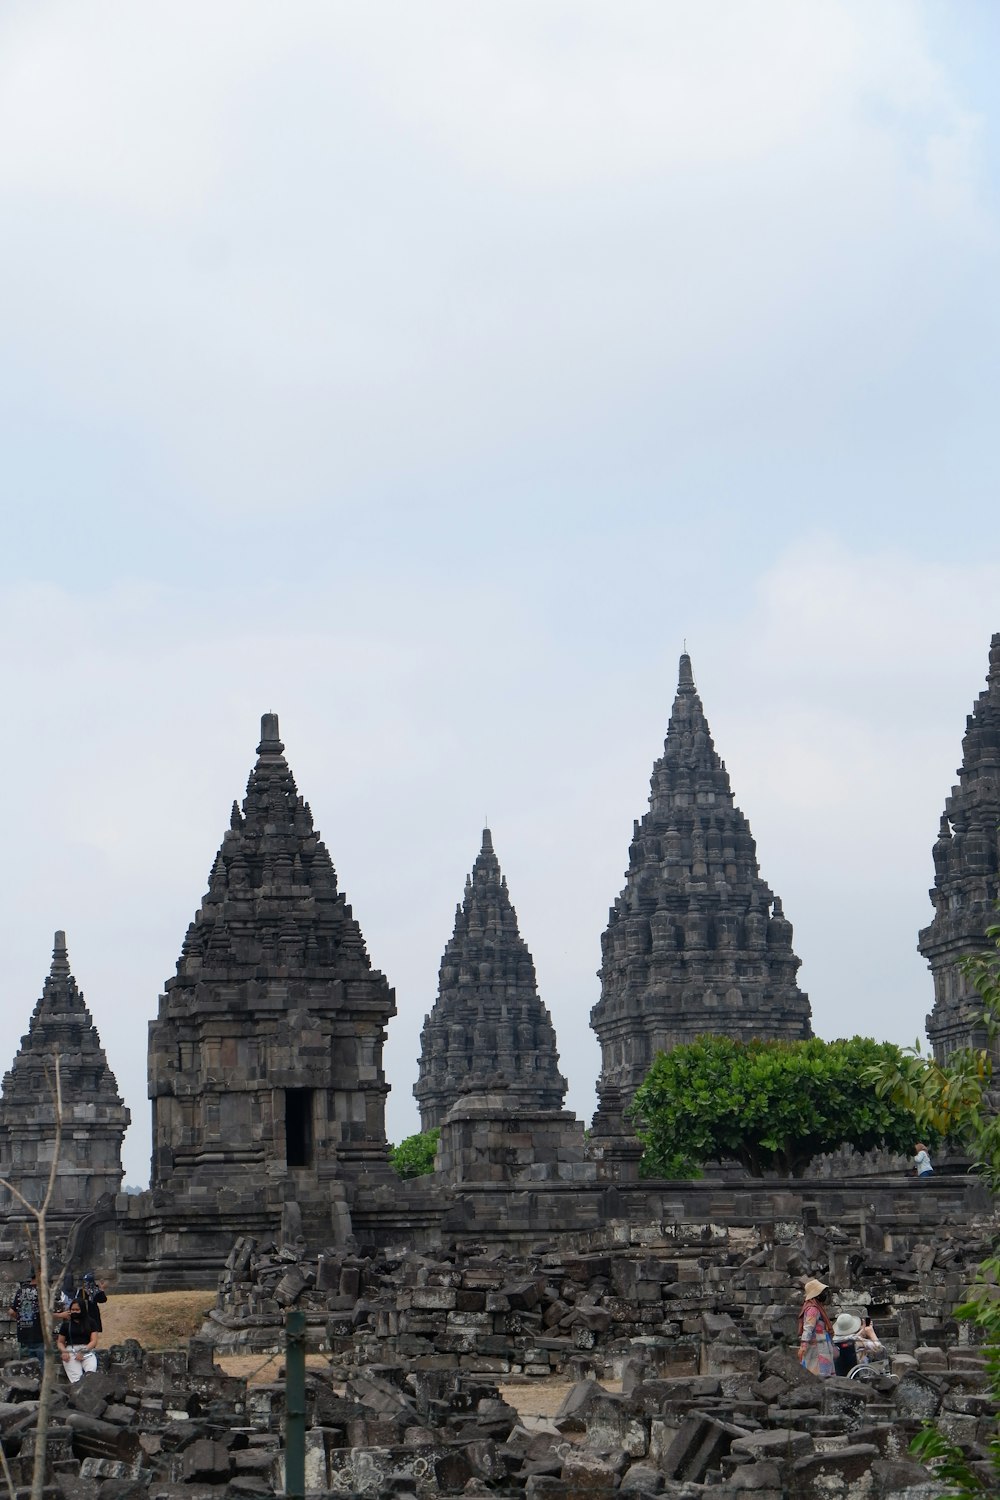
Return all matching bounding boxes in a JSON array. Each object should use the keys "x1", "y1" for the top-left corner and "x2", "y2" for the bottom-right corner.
[
  {"x1": 0, "y1": 931, "x2": 130, "y2": 1215},
  {"x1": 920, "y1": 633, "x2": 1000, "y2": 1062},
  {"x1": 590, "y1": 654, "x2": 812, "y2": 1135},
  {"x1": 148, "y1": 714, "x2": 396, "y2": 1209},
  {"x1": 413, "y1": 828, "x2": 567, "y2": 1130}
]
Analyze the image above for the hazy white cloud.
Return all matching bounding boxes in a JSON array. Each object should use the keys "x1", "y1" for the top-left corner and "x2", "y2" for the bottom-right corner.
[{"x1": 0, "y1": 0, "x2": 992, "y2": 519}]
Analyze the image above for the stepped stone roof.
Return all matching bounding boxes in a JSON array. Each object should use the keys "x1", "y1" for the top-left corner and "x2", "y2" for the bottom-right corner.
[
  {"x1": 149, "y1": 713, "x2": 396, "y2": 1202},
  {"x1": 414, "y1": 828, "x2": 567, "y2": 1130},
  {"x1": 0, "y1": 931, "x2": 129, "y2": 1214},
  {"x1": 920, "y1": 632, "x2": 1000, "y2": 1061},
  {"x1": 590, "y1": 653, "x2": 811, "y2": 1134}
]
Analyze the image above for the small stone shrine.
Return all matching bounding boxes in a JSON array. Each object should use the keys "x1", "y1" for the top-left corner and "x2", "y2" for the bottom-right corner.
[
  {"x1": 146, "y1": 712, "x2": 396, "y2": 1251},
  {"x1": 0, "y1": 930, "x2": 129, "y2": 1219},
  {"x1": 413, "y1": 827, "x2": 567, "y2": 1129},
  {"x1": 590, "y1": 653, "x2": 812, "y2": 1136},
  {"x1": 921, "y1": 631, "x2": 1000, "y2": 1062}
]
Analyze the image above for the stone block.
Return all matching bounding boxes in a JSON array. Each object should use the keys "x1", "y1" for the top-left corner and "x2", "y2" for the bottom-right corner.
[
  {"x1": 180, "y1": 1439, "x2": 232, "y2": 1481},
  {"x1": 660, "y1": 1413, "x2": 741, "y2": 1483},
  {"x1": 560, "y1": 1450, "x2": 620, "y2": 1490},
  {"x1": 731, "y1": 1429, "x2": 813, "y2": 1461},
  {"x1": 433, "y1": 1447, "x2": 476, "y2": 1492},
  {"x1": 791, "y1": 1443, "x2": 881, "y2": 1495},
  {"x1": 894, "y1": 1371, "x2": 944, "y2": 1420},
  {"x1": 412, "y1": 1287, "x2": 457, "y2": 1311}
]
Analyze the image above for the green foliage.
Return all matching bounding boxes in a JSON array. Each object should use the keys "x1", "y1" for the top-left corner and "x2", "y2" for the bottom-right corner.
[
  {"x1": 871, "y1": 918, "x2": 1000, "y2": 1495},
  {"x1": 907, "y1": 1253, "x2": 1000, "y2": 1495},
  {"x1": 629, "y1": 1035, "x2": 927, "y2": 1179},
  {"x1": 389, "y1": 1129, "x2": 440, "y2": 1180}
]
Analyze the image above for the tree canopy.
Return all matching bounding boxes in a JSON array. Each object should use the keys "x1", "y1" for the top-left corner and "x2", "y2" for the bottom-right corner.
[
  {"x1": 389, "y1": 1128, "x2": 440, "y2": 1180},
  {"x1": 871, "y1": 918, "x2": 1000, "y2": 1493},
  {"x1": 629, "y1": 1034, "x2": 929, "y2": 1178}
]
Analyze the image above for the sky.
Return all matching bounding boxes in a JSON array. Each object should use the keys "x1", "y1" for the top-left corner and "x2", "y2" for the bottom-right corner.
[{"x1": 0, "y1": 1, "x2": 998, "y2": 1187}]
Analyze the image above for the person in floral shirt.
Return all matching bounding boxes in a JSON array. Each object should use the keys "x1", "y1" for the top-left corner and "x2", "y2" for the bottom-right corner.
[{"x1": 798, "y1": 1277, "x2": 835, "y2": 1377}]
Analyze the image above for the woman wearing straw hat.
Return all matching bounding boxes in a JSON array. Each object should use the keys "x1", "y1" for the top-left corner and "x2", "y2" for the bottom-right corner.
[{"x1": 797, "y1": 1279, "x2": 835, "y2": 1377}]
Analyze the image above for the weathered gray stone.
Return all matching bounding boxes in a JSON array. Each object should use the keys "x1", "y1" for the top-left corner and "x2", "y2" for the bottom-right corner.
[
  {"x1": 619, "y1": 1463, "x2": 665, "y2": 1493},
  {"x1": 414, "y1": 829, "x2": 567, "y2": 1130},
  {"x1": 791, "y1": 1443, "x2": 880, "y2": 1496},
  {"x1": 0, "y1": 931, "x2": 129, "y2": 1226},
  {"x1": 894, "y1": 1371, "x2": 945, "y2": 1419},
  {"x1": 661, "y1": 1412, "x2": 744, "y2": 1483},
  {"x1": 921, "y1": 633, "x2": 1000, "y2": 1062},
  {"x1": 730, "y1": 1428, "x2": 813, "y2": 1460},
  {"x1": 590, "y1": 652, "x2": 811, "y2": 1140},
  {"x1": 141, "y1": 712, "x2": 398, "y2": 1263}
]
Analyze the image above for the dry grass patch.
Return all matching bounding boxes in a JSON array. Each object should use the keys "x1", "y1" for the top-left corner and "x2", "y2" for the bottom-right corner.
[
  {"x1": 98, "y1": 1295, "x2": 614, "y2": 1406},
  {"x1": 498, "y1": 1378, "x2": 617, "y2": 1420},
  {"x1": 101, "y1": 1291, "x2": 216, "y2": 1351}
]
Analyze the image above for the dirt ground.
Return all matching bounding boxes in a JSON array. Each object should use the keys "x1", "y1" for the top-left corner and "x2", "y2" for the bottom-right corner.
[
  {"x1": 100, "y1": 1290, "x2": 216, "y2": 1351},
  {"x1": 98, "y1": 1292, "x2": 602, "y2": 1409}
]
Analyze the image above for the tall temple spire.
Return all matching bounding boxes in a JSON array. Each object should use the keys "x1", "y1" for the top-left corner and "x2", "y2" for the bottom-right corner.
[
  {"x1": 414, "y1": 826, "x2": 567, "y2": 1129},
  {"x1": 148, "y1": 713, "x2": 396, "y2": 1217},
  {"x1": 920, "y1": 632, "x2": 1000, "y2": 1061},
  {"x1": 590, "y1": 654, "x2": 811, "y2": 1135},
  {"x1": 0, "y1": 932, "x2": 130, "y2": 1214}
]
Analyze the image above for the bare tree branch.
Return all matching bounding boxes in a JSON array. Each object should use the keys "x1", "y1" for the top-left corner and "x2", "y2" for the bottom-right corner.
[{"x1": 0, "y1": 1054, "x2": 64, "y2": 1500}]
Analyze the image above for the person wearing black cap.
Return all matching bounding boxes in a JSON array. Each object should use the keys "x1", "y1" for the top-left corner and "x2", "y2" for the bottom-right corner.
[{"x1": 76, "y1": 1272, "x2": 108, "y2": 1334}]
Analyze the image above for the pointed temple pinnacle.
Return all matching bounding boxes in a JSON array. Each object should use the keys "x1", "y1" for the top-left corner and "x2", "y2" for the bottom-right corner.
[
  {"x1": 256, "y1": 712, "x2": 284, "y2": 759},
  {"x1": 51, "y1": 929, "x2": 70, "y2": 976},
  {"x1": 678, "y1": 653, "x2": 695, "y2": 692},
  {"x1": 481, "y1": 827, "x2": 493, "y2": 854},
  {"x1": 989, "y1": 631, "x2": 1000, "y2": 684}
]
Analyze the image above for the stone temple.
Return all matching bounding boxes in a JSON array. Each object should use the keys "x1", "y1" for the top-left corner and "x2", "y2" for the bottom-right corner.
[
  {"x1": 0, "y1": 930, "x2": 129, "y2": 1221},
  {"x1": 146, "y1": 712, "x2": 396, "y2": 1255},
  {"x1": 590, "y1": 653, "x2": 812, "y2": 1136},
  {"x1": 0, "y1": 635, "x2": 997, "y2": 1288},
  {"x1": 920, "y1": 632, "x2": 1000, "y2": 1062},
  {"x1": 413, "y1": 827, "x2": 567, "y2": 1129}
]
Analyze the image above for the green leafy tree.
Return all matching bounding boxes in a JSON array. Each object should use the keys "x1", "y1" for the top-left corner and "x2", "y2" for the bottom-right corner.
[
  {"x1": 390, "y1": 1128, "x2": 440, "y2": 1179},
  {"x1": 872, "y1": 919, "x2": 1000, "y2": 1497},
  {"x1": 629, "y1": 1035, "x2": 928, "y2": 1178}
]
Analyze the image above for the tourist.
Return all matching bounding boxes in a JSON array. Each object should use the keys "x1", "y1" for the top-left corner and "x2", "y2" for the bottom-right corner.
[
  {"x1": 831, "y1": 1311, "x2": 862, "y2": 1376},
  {"x1": 797, "y1": 1278, "x2": 835, "y2": 1377},
  {"x1": 7, "y1": 1272, "x2": 45, "y2": 1366},
  {"x1": 56, "y1": 1297, "x2": 98, "y2": 1383},
  {"x1": 76, "y1": 1271, "x2": 108, "y2": 1333},
  {"x1": 913, "y1": 1143, "x2": 934, "y2": 1177},
  {"x1": 856, "y1": 1314, "x2": 885, "y2": 1364}
]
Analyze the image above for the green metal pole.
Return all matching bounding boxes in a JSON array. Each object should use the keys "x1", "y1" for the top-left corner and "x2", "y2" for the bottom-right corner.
[{"x1": 285, "y1": 1308, "x2": 306, "y2": 1499}]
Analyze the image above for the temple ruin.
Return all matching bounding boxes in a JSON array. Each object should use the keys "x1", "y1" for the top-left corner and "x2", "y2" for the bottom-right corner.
[
  {"x1": 590, "y1": 653, "x2": 812, "y2": 1138},
  {"x1": 920, "y1": 631, "x2": 1000, "y2": 1062},
  {"x1": 0, "y1": 930, "x2": 129, "y2": 1223},
  {"x1": 413, "y1": 827, "x2": 567, "y2": 1129},
  {"x1": 139, "y1": 711, "x2": 398, "y2": 1264},
  {"x1": 0, "y1": 637, "x2": 996, "y2": 1302}
]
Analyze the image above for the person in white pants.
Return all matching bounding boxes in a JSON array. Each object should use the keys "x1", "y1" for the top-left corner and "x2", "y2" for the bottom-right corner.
[{"x1": 56, "y1": 1298, "x2": 98, "y2": 1383}]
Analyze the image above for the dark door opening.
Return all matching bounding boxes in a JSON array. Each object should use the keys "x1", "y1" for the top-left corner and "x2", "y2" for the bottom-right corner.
[{"x1": 285, "y1": 1088, "x2": 313, "y2": 1167}]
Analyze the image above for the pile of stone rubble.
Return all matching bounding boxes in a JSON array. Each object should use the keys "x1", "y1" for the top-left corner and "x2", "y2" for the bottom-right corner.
[{"x1": 0, "y1": 1202, "x2": 995, "y2": 1496}]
